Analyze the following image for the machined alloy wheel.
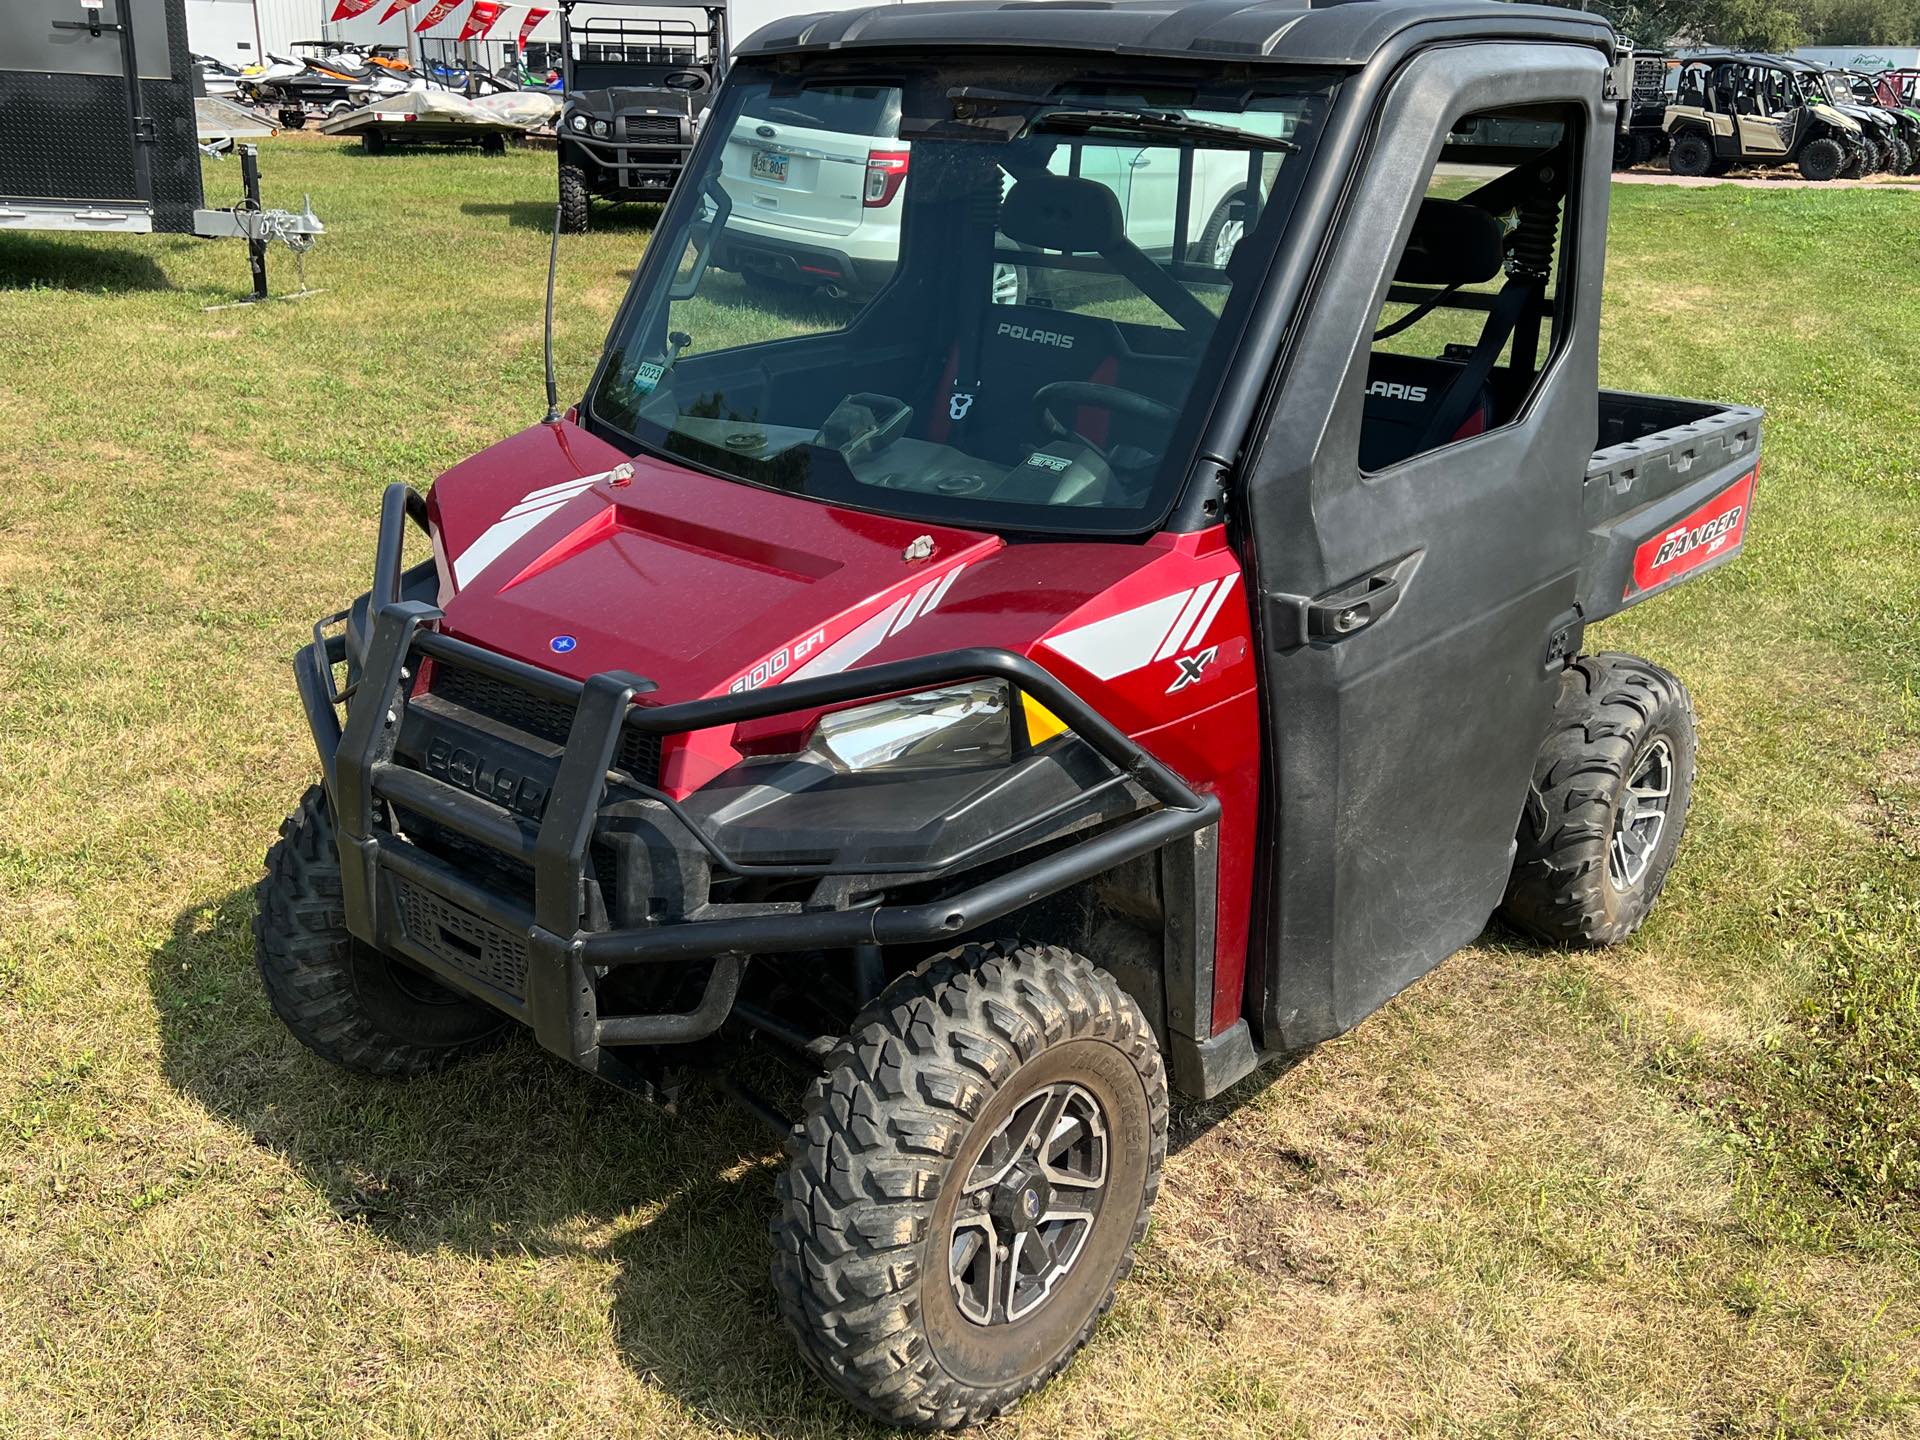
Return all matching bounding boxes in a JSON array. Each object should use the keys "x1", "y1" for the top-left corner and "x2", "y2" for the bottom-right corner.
[
  {"x1": 991, "y1": 259, "x2": 1025, "y2": 306},
  {"x1": 1607, "y1": 738, "x2": 1673, "y2": 890},
  {"x1": 948, "y1": 1081, "x2": 1109, "y2": 1326}
]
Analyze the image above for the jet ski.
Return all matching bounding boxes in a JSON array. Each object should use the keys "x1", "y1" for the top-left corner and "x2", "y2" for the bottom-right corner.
[{"x1": 236, "y1": 48, "x2": 382, "y2": 127}]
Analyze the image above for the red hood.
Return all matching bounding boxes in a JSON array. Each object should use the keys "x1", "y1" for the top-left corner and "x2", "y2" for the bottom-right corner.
[
  {"x1": 430, "y1": 422, "x2": 1007, "y2": 704},
  {"x1": 424, "y1": 423, "x2": 1250, "y2": 767}
]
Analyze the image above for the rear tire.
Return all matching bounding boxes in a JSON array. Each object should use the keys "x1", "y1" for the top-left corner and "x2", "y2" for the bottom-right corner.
[
  {"x1": 1193, "y1": 189, "x2": 1248, "y2": 271},
  {"x1": 1799, "y1": 136, "x2": 1846, "y2": 181},
  {"x1": 254, "y1": 786, "x2": 507, "y2": 1076},
  {"x1": 1888, "y1": 137, "x2": 1914, "y2": 174},
  {"x1": 772, "y1": 942, "x2": 1167, "y2": 1429},
  {"x1": 1498, "y1": 654, "x2": 1698, "y2": 948},
  {"x1": 559, "y1": 161, "x2": 590, "y2": 233},
  {"x1": 1667, "y1": 133, "x2": 1713, "y2": 176},
  {"x1": 360, "y1": 129, "x2": 386, "y2": 155}
]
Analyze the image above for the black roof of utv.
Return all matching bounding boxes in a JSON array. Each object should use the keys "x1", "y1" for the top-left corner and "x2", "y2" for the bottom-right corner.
[{"x1": 734, "y1": 0, "x2": 1614, "y2": 68}]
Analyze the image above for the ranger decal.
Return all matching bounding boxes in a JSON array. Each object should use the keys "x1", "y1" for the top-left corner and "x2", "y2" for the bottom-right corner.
[{"x1": 1628, "y1": 470, "x2": 1754, "y2": 596}]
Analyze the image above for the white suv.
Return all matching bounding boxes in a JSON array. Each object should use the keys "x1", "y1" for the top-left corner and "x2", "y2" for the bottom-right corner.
[{"x1": 711, "y1": 89, "x2": 1281, "y2": 300}]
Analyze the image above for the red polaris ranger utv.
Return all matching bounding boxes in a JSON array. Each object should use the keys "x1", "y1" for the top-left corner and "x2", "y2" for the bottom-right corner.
[{"x1": 259, "y1": 0, "x2": 1762, "y2": 1425}]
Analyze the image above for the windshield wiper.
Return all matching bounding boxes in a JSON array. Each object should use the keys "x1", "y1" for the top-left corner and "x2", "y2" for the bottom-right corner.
[
  {"x1": 943, "y1": 87, "x2": 1296, "y2": 151},
  {"x1": 1031, "y1": 105, "x2": 1298, "y2": 152}
]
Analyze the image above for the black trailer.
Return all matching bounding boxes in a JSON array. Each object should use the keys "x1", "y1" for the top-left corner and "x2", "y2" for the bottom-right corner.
[
  {"x1": 2, "y1": 0, "x2": 323, "y2": 300},
  {"x1": 1, "y1": 0, "x2": 203, "y2": 234}
]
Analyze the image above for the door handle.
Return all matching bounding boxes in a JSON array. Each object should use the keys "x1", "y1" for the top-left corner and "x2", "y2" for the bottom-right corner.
[{"x1": 1265, "y1": 551, "x2": 1422, "y2": 650}]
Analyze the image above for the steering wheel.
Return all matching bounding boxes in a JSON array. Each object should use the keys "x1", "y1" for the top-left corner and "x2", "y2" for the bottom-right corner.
[
  {"x1": 663, "y1": 69, "x2": 710, "y2": 92},
  {"x1": 1032, "y1": 381, "x2": 1178, "y2": 464}
]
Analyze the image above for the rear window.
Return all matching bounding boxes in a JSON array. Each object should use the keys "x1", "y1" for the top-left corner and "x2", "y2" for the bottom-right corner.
[{"x1": 738, "y1": 85, "x2": 901, "y2": 138}]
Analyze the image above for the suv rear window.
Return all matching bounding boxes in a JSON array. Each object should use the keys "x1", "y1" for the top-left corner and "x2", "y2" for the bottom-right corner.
[{"x1": 738, "y1": 85, "x2": 901, "y2": 138}]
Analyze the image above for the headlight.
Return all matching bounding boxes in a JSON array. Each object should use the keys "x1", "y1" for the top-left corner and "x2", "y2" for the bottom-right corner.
[
  {"x1": 569, "y1": 113, "x2": 588, "y2": 132},
  {"x1": 811, "y1": 683, "x2": 1012, "y2": 773},
  {"x1": 592, "y1": 119, "x2": 611, "y2": 138}
]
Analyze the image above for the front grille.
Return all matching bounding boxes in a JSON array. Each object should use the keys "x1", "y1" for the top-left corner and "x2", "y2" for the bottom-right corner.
[
  {"x1": 395, "y1": 877, "x2": 529, "y2": 998},
  {"x1": 429, "y1": 666, "x2": 663, "y2": 785},
  {"x1": 623, "y1": 114, "x2": 682, "y2": 140}
]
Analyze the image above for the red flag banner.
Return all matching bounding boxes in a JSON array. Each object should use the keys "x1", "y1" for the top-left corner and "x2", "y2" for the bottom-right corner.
[
  {"x1": 518, "y1": 7, "x2": 550, "y2": 49},
  {"x1": 378, "y1": 0, "x2": 409, "y2": 22},
  {"x1": 459, "y1": 1, "x2": 505, "y2": 40},
  {"x1": 330, "y1": 0, "x2": 379, "y2": 19},
  {"x1": 414, "y1": 0, "x2": 458, "y2": 30}
]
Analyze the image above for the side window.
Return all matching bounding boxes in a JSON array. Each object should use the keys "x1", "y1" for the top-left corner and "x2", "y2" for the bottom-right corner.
[{"x1": 1358, "y1": 103, "x2": 1579, "y2": 473}]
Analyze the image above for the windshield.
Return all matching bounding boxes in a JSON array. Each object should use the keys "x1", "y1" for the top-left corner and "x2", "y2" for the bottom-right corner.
[{"x1": 586, "y1": 59, "x2": 1333, "y2": 535}]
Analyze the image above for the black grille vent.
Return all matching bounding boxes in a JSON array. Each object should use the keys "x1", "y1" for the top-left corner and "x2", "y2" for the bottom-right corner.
[
  {"x1": 429, "y1": 667, "x2": 663, "y2": 785},
  {"x1": 623, "y1": 114, "x2": 683, "y2": 140},
  {"x1": 395, "y1": 878, "x2": 529, "y2": 998}
]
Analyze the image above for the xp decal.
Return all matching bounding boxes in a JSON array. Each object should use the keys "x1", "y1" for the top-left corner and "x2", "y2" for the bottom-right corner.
[
  {"x1": 1628, "y1": 470, "x2": 1755, "y2": 596},
  {"x1": 1167, "y1": 645, "x2": 1220, "y2": 693}
]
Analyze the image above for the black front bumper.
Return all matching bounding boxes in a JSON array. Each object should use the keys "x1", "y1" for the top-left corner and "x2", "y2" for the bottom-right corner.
[
  {"x1": 561, "y1": 133, "x2": 691, "y2": 197},
  {"x1": 296, "y1": 485, "x2": 1218, "y2": 1085}
]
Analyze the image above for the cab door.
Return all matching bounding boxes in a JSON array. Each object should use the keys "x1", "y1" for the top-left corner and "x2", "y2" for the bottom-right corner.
[{"x1": 1236, "y1": 43, "x2": 1613, "y2": 1050}]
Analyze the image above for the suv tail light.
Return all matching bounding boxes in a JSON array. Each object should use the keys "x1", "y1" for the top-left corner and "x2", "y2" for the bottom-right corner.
[{"x1": 863, "y1": 149, "x2": 910, "y2": 207}]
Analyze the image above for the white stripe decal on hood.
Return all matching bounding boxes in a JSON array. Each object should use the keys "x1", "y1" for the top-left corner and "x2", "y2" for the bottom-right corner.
[
  {"x1": 449, "y1": 470, "x2": 618, "y2": 589},
  {"x1": 785, "y1": 564, "x2": 969, "y2": 682}
]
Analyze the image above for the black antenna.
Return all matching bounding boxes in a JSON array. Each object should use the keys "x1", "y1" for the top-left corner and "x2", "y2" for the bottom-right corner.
[{"x1": 542, "y1": 196, "x2": 562, "y2": 423}]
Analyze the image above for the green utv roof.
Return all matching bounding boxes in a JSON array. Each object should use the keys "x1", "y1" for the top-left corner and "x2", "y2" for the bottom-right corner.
[{"x1": 734, "y1": 0, "x2": 1615, "y2": 69}]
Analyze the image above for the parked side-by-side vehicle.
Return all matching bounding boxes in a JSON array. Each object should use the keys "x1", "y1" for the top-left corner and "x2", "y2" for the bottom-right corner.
[
  {"x1": 1663, "y1": 53, "x2": 1867, "y2": 179},
  {"x1": 555, "y1": 0, "x2": 729, "y2": 230},
  {"x1": 259, "y1": 0, "x2": 1762, "y2": 1427}
]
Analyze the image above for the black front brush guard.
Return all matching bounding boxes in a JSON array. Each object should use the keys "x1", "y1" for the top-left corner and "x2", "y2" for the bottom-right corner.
[{"x1": 294, "y1": 484, "x2": 1219, "y2": 1083}]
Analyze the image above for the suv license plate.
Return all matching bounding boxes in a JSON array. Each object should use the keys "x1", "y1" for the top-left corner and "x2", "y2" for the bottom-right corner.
[{"x1": 751, "y1": 150, "x2": 789, "y2": 183}]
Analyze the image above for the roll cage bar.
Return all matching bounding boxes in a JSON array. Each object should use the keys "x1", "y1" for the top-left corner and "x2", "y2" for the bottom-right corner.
[{"x1": 556, "y1": 0, "x2": 729, "y2": 92}]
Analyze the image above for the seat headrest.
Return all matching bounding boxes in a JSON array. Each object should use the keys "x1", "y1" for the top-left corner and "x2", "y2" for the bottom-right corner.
[
  {"x1": 1395, "y1": 198, "x2": 1506, "y2": 287},
  {"x1": 1000, "y1": 174, "x2": 1124, "y2": 254}
]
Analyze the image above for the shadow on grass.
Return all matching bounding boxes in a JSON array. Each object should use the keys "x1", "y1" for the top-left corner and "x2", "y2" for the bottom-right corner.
[
  {"x1": 460, "y1": 198, "x2": 663, "y2": 233},
  {"x1": 149, "y1": 884, "x2": 1311, "y2": 1432},
  {"x1": 0, "y1": 234, "x2": 173, "y2": 293},
  {"x1": 148, "y1": 885, "x2": 874, "y2": 1437}
]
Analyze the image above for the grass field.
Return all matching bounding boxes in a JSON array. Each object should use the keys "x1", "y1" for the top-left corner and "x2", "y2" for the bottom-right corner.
[{"x1": 2, "y1": 137, "x2": 1918, "y2": 1439}]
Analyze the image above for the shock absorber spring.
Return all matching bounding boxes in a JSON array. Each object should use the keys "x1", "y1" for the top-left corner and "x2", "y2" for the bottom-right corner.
[{"x1": 1507, "y1": 166, "x2": 1561, "y2": 280}]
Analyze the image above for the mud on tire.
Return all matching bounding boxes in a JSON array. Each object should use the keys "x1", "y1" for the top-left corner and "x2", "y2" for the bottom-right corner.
[
  {"x1": 1499, "y1": 653, "x2": 1698, "y2": 947},
  {"x1": 771, "y1": 942, "x2": 1168, "y2": 1430},
  {"x1": 254, "y1": 786, "x2": 508, "y2": 1076}
]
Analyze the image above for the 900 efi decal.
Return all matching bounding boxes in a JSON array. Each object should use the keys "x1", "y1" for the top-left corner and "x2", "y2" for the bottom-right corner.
[
  {"x1": 725, "y1": 563, "x2": 970, "y2": 694},
  {"x1": 1628, "y1": 471, "x2": 1755, "y2": 597}
]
